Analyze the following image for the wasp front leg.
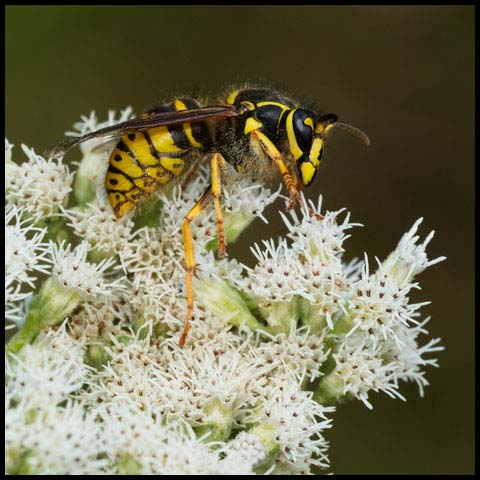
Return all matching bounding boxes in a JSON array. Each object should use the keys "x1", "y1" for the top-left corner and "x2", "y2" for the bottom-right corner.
[{"x1": 250, "y1": 129, "x2": 302, "y2": 210}]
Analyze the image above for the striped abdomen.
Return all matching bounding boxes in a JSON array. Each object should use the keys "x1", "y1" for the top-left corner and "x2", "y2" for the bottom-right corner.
[{"x1": 106, "y1": 98, "x2": 209, "y2": 218}]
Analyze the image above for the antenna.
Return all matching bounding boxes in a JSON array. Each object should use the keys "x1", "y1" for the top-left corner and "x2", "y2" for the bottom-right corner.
[{"x1": 333, "y1": 122, "x2": 371, "y2": 147}]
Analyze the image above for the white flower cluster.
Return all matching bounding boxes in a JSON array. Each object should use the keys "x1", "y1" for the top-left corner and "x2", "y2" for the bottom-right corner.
[
  {"x1": 6, "y1": 143, "x2": 74, "y2": 220},
  {"x1": 321, "y1": 220, "x2": 446, "y2": 409},
  {"x1": 5, "y1": 204, "x2": 51, "y2": 328},
  {"x1": 66, "y1": 203, "x2": 134, "y2": 256},
  {"x1": 235, "y1": 201, "x2": 357, "y2": 330},
  {"x1": 48, "y1": 240, "x2": 125, "y2": 299},
  {"x1": 5, "y1": 326, "x2": 106, "y2": 475},
  {"x1": 5, "y1": 110, "x2": 445, "y2": 475}
]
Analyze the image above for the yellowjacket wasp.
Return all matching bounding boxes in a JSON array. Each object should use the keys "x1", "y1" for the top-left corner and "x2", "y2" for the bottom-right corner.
[{"x1": 47, "y1": 86, "x2": 369, "y2": 346}]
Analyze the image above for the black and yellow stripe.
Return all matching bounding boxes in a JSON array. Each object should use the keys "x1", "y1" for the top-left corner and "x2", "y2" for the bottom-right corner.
[{"x1": 105, "y1": 98, "x2": 210, "y2": 218}]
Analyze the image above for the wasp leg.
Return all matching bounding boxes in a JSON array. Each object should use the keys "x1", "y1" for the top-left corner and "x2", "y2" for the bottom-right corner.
[
  {"x1": 250, "y1": 130, "x2": 302, "y2": 210},
  {"x1": 210, "y1": 152, "x2": 227, "y2": 257},
  {"x1": 293, "y1": 178, "x2": 324, "y2": 221},
  {"x1": 179, "y1": 188, "x2": 212, "y2": 347}
]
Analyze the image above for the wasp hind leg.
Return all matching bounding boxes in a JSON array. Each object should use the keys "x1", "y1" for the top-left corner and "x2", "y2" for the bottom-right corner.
[
  {"x1": 180, "y1": 188, "x2": 211, "y2": 347},
  {"x1": 179, "y1": 152, "x2": 227, "y2": 347}
]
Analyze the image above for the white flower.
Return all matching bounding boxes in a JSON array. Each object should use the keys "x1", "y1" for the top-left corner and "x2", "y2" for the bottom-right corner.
[
  {"x1": 157, "y1": 175, "x2": 219, "y2": 242},
  {"x1": 68, "y1": 292, "x2": 133, "y2": 341},
  {"x1": 97, "y1": 403, "x2": 254, "y2": 475},
  {"x1": 243, "y1": 238, "x2": 307, "y2": 303},
  {"x1": 5, "y1": 288, "x2": 30, "y2": 328},
  {"x1": 84, "y1": 335, "x2": 162, "y2": 414},
  {"x1": 86, "y1": 329, "x2": 266, "y2": 437},
  {"x1": 237, "y1": 205, "x2": 355, "y2": 330},
  {"x1": 383, "y1": 317, "x2": 444, "y2": 397},
  {"x1": 381, "y1": 218, "x2": 446, "y2": 286},
  {"x1": 155, "y1": 336, "x2": 267, "y2": 428},
  {"x1": 254, "y1": 323, "x2": 329, "y2": 383},
  {"x1": 281, "y1": 197, "x2": 360, "y2": 261},
  {"x1": 95, "y1": 331, "x2": 262, "y2": 428},
  {"x1": 119, "y1": 226, "x2": 180, "y2": 286},
  {"x1": 48, "y1": 240, "x2": 125, "y2": 299},
  {"x1": 331, "y1": 339, "x2": 405, "y2": 409},
  {"x1": 66, "y1": 202, "x2": 134, "y2": 256},
  {"x1": 5, "y1": 326, "x2": 101, "y2": 474},
  {"x1": 5, "y1": 400, "x2": 106, "y2": 475},
  {"x1": 5, "y1": 144, "x2": 74, "y2": 220},
  {"x1": 5, "y1": 205, "x2": 51, "y2": 289},
  {"x1": 225, "y1": 431, "x2": 267, "y2": 466},
  {"x1": 5, "y1": 205, "x2": 50, "y2": 326},
  {"x1": 5, "y1": 137, "x2": 13, "y2": 162},
  {"x1": 345, "y1": 255, "x2": 430, "y2": 346},
  {"x1": 221, "y1": 179, "x2": 282, "y2": 236},
  {"x1": 247, "y1": 380, "x2": 334, "y2": 473},
  {"x1": 6, "y1": 324, "x2": 90, "y2": 407}
]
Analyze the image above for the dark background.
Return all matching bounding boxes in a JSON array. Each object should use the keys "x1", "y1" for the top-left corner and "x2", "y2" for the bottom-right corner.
[{"x1": 5, "y1": 5, "x2": 474, "y2": 474}]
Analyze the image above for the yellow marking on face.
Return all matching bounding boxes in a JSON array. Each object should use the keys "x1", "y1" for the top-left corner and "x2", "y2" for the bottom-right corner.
[
  {"x1": 148, "y1": 127, "x2": 183, "y2": 155},
  {"x1": 286, "y1": 109, "x2": 303, "y2": 160},
  {"x1": 300, "y1": 161, "x2": 316, "y2": 186},
  {"x1": 315, "y1": 123, "x2": 325, "y2": 134},
  {"x1": 160, "y1": 156, "x2": 185, "y2": 175},
  {"x1": 244, "y1": 117, "x2": 263, "y2": 134},
  {"x1": 227, "y1": 90, "x2": 239, "y2": 105},
  {"x1": 105, "y1": 171, "x2": 134, "y2": 191},
  {"x1": 309, "y1": 138, "x2": 323, "y2": 167},
  {"x1": 109, "y1": 149, "x2": 145, "y2": 178},
  {"x1": 304, "y1": 117, "x2": 314, "y2": 129}
]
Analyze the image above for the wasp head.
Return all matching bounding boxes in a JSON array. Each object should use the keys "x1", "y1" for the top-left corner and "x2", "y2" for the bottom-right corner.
[{"x1": 293, "y1": 111, "x2": 338, "y2": 187}]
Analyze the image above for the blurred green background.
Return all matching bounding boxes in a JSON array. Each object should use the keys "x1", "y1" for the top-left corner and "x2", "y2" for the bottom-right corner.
[{"x1": 5, "y1": 5, "x2": 474, "y2": 474}]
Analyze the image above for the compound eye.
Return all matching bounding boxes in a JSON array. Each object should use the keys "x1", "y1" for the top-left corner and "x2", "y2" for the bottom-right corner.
[{"x1": 293, "y1": 110, "x2": 314, "y2": 153}]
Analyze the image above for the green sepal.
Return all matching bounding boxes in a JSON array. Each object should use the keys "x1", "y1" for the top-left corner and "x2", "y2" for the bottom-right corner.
[
  {"x1": 195, "y1": 399, "x2": 234, "y2": 443},
  {"x1": 116, "y1": 452, "x2": 143, "y2": 475},
  {"x1": 6, "y1": 276, "x2": 81, "y2": 354}
]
